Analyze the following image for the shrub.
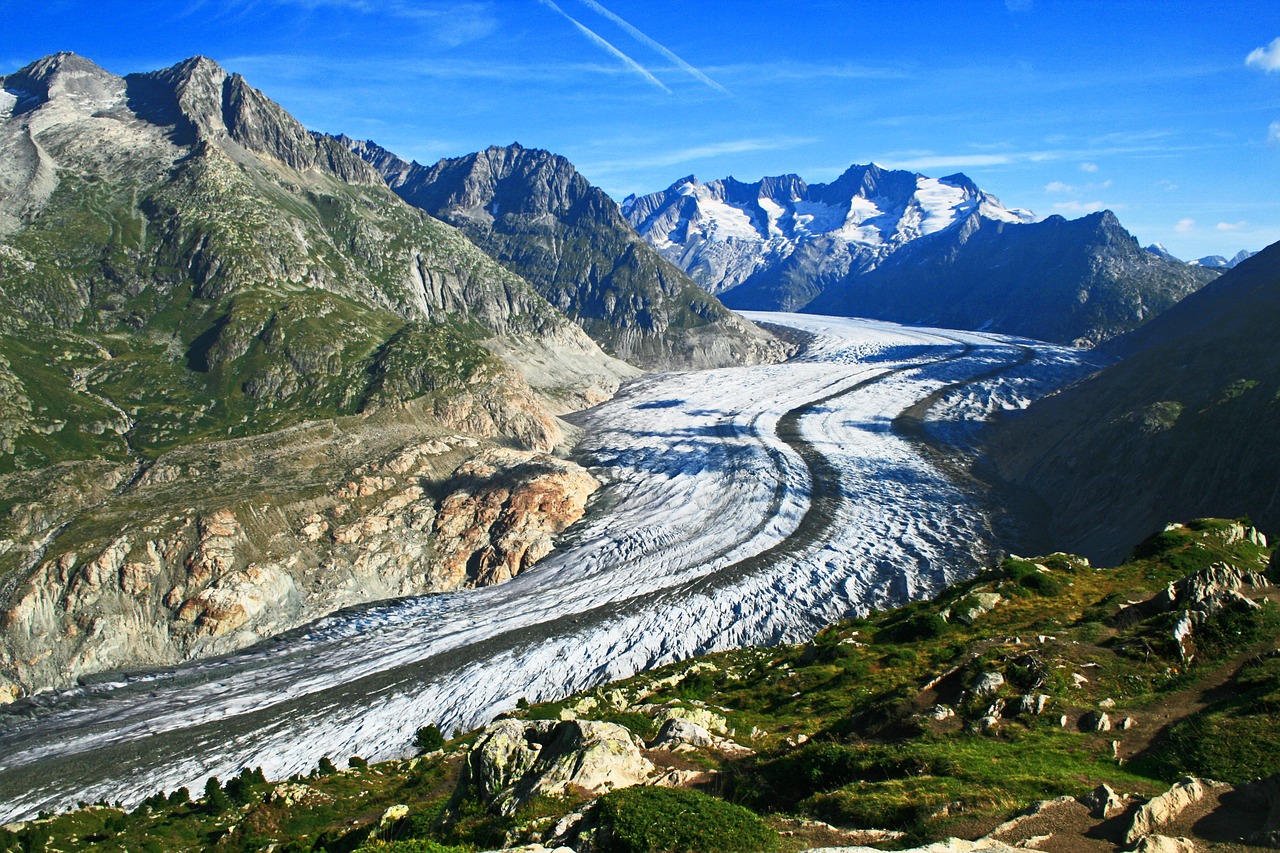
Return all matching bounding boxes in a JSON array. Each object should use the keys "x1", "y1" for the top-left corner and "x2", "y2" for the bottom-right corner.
[
  {"x1": 1019, "y1": 572, "x2": 1062, "y2": 597},
  {"x1": 876, "y1": 613, "x2": 949, "y2": 644},
  {"x1": 317, "y1": 756, "x2": 338, "y2": 776},
  {"x1": 349, "y1": 755, "x2": 368, "y2": 769},
  {"x1": 594, "y1": 786, "x2": 776, "y2": 853},
  {"x1": 414, "y1": 725, "x2": 446, "y2": 753},
  {"x1": 354, "y1": 841, "x2": 469, "y2": 853},
  {"x1": 168, "y1": 787, "x2": 191, "y2": 806}
]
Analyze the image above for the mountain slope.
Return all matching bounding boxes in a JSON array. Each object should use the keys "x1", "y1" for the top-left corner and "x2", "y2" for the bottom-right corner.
[
  {"x1": 341, "y1": 140, "x2": 788, "y2": 370},
  {"x1": 627, "y1": 165, "x2": 1216, "y2": 345},
  {"x1": 987, "y1": 239, "x2": 1280, "y2": 561},
  {"x1": 0, "y1": 53, "x2": 636, "y2": 697},
  {"x1": 623, "y1": 163, "x2": 1033, "y2": 310},
  {"x1": 807, "y1": 210, "x2": 1219, "y2": 346}
]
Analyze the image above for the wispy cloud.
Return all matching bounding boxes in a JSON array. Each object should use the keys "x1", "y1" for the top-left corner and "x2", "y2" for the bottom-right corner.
[
  {"x1": 1216, "y1": 220, "x2": 1249, "y2": 231},
  {"x1": 1246, "y1": 37, "x2": 1280, "y2": 73},
  {"x1": 1005, "y1": 0, "x2": 1033, "y2": 11},
  {"x1": 1045, "y1": 181, "x2": 1074, "y2": 193},
  {"x1": 573, "y1": 0, "x2": 729, "y2": 94},
  {"x1": 1174, "y1": 218, "x2": 1196, "y2": 234},
  {"x1": 1079, "y1": 161, "x2": 1099, "y2": 173},
  {"x1": 1270, "y1": 121, "x2": 1280, "y2": 145},
  {"x1": 537, "y1": 0, "x2": 670, "y2": 93}
]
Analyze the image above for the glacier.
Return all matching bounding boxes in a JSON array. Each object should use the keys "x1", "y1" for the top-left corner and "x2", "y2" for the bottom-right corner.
[{"x1": 0, "y1": 314, "x2": 1096, "y2": 821}]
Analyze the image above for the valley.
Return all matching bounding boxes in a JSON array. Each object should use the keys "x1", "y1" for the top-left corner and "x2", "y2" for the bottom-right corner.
[{"x1": 0, "y1": 313, "x2": 1093, "y2": 822}]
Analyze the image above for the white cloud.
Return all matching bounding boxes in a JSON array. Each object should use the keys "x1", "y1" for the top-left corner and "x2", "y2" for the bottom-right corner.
[
  {"x1": 1246, "y1": 37, "x2": 1280, "y2": 73},
  {"x1": 1270, "y1": 121, "x2": 1280, "y2": 145},
  {"x1": 1079, "y1": 162, "x2": 1099, "y2": 173},
  {"x1": 1044, "y1": 181, "x2": 1074, "y2": 193},
  {"x1": 1156, "y1": 179, "x2": 1178, "y2": 192},
  {"x1": 1053, "y1": 200, "x2": 1109, "y2": 214},
  {"x1": 1100, "y1": 179, "x2": 1113, "y2": 188},
  {"x1": 1216, "y1": 221, "x2": 1249, "y2": 232},
  {"x1": 1174, "y1": 218, "x2": 1196, "y2": 234}
]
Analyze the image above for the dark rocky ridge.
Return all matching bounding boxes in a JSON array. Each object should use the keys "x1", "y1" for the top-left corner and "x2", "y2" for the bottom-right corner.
[
  {"x1": 988, "y1": 239, "x2": 1280, "y2": 562},
  {"x1": 807, "y1": 210, "x2": 1220, "y2": 346},
  {"x1": 340, "y1": 139, "x2": 789, "y2": 370}
]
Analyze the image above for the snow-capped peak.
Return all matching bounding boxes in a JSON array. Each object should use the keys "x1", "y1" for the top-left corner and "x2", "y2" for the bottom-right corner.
[{"x1": 623, "y1": 162, "x2": 1036, "y2": 295}]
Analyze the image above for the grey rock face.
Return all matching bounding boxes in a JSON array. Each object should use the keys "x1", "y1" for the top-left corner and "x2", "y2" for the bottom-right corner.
[
  {"x1": 341, "y1": 140, "x2": 790, "y2": 370},
  {"x1": 457, "y1": 718, "x2": 655, "y2": 816}
]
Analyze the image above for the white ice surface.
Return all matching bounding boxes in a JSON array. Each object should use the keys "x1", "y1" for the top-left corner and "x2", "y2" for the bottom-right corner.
[{"x1": 0, "y1": 314, "x2": 1092, "y2": 820}]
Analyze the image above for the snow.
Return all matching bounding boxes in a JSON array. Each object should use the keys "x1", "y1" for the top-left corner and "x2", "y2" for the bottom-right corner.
[
  {"x1": 0, "y1": 314, "x2": 1092, "y2": 821},
  {"x1": 910, "y1": 177, "x2": 969, "y2": 236}
]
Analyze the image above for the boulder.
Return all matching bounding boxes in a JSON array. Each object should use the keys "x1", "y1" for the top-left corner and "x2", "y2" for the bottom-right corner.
[
  {"x1": 972, "y1": 671, "x2": 1005, "y2": 698},
  {"x1": 648, "y1": 718, "x2": 714, "y2": 750},
  {"x1": 459, "y1": 718, "x2": 654, "y2": 816},
  {"x1": 1079, "y1": 783, "x2": 1125, "y2": 819},
  {"x1": 652, "y1": 704, "x2": 728, "y2": 735},
  {"x1": 1126, "y1": 777, "x2": 1223, "y2": 845},
  {"x1": 1134, "y1": 836, "x2": 1197, "y2": 853}
]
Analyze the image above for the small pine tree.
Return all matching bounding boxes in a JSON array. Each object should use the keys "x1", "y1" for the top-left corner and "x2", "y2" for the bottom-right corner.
[
  {"x1": 413, "y1": 724, "x2": 445, "y2": 754},
  {"x1": 168, "y1": 787, "x2": 190, "y2": 806},
  {"x1": 203, "y1": 776, "x2": 232, "y2": 814},
  {"x1": 317, "y1": 756, "x2": 338, "y2": 776}
]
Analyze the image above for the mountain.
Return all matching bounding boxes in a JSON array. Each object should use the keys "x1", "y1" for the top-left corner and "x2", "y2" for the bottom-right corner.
[
  {"x1": 1191, "y1": 249, "x2": 1257, "y2": 269},
  {"x1": 340, "y1": 140, "x2": 788, "y2": 370},
  {"x1": 0, "y1": 53, "x2": 639, "y2": 698},
  {"x1": 987, "y1": 239, "x2": 1280, "y2": 562},
  {"x1": 627, "y1": 165, "x2": 1218, "y2": 345},
  {"x1": 1144, "y1": 242, "x2": 1180, "y2": 262},
  {"x1": 624, "y1": 164, "x2": 1033, "y2": 312},
  {"x1": 807, "y1": 210, "x2": 1220, "y2": 346}
]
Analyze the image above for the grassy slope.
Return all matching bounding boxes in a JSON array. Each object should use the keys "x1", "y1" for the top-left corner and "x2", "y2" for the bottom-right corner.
[{"x1": 5, "y1": 518, "x2": 1277, "y2": 853}]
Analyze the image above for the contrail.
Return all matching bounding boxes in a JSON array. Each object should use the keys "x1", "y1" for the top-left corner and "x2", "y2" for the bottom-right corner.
[
  {"x1": 575, "y1": 0, "x2": 730, "y2": 95},
  {"x1": 537, "y1": 0, "x2": 672, "y2": 93}
]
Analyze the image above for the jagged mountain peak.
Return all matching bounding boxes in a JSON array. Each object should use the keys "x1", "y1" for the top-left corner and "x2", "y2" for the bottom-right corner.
[
  {"x1": 626, "y1": 161, "x2": 1035, "y2": 299},
  {"x1": 121, "y1": 56, "x2": 380, "y2": 184}
]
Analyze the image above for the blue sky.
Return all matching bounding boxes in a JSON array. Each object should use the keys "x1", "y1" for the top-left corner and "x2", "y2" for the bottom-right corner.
[{"x1": 4, "y1": 0, "x2": 1279, "y2": 259}]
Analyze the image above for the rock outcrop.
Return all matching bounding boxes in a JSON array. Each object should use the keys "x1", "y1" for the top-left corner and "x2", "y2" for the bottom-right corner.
[
  {"x1": 431, "y1": 448, "x2": 600, "y2": 588},
  {"x1": 0, "y1": 426, "x2": 598, "y2": 698},
  {"x1": 457, "y1": 718, "x2": 655, "y2": 816}
]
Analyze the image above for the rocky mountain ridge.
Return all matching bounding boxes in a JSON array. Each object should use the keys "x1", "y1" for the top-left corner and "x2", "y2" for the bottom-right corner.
[
  {"x1": 627, "y1": 165, "x2": 1218, "y2": 345},
  {"x1": 339, "y1": 139, "x2": 789, "y2": 370},
  {"x1": 623, "y1": 164, "x2": 1033, "y2": 311},
  {"x1": 0, "y1": 52, "x2": 641, "y2": 698}
]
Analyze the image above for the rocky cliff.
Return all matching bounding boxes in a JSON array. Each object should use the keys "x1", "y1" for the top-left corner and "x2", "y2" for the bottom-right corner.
[{"x1": 340, "y1": 140, "x2": 790, "y2": 370}]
